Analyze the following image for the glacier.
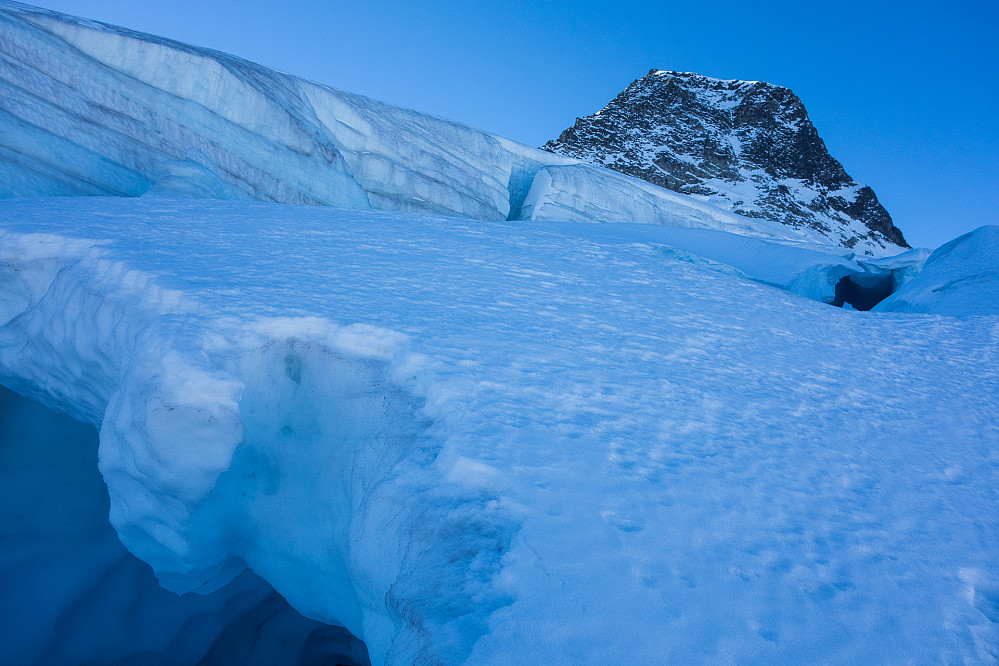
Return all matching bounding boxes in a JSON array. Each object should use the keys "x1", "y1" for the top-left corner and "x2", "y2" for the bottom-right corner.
[
  {"x1": 873, "y1": 226, "x2": 999, "y2": 316},
  {"x1": 519, "y1": 167, "x2": 928, "y2": 307},
  {"x1": 1, "y1": 1, "x2": 997, "y2": 663},
  {"x1": 0, "y1": 0, "x2": 926, "y2": 311},
  {"x1": 1, "y1": 197, "x2": 998, "y2": 664},
  {"x1": 0, "y1": 0, "x2": 905, "y2": 258}
]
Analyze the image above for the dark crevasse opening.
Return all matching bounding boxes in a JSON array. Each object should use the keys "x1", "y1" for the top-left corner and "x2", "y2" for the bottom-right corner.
[
  {"x1": 830, "y1": 274, "x2": 895, "y2": 311},
  {"x1": 506, "y1": 162, "x2": 543, "y2": 221},
  {"x1": 0, "y1": 385, "x2": 370, "y2": 666}
]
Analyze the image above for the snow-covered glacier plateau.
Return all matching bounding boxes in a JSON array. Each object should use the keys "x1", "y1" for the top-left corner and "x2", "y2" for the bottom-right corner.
[
  {"x1": 1, "y1": 1, "x2": 998, "y2": 664},
  {"x1": 1, "y1": 198, "x2": 998, "y2": 664}
]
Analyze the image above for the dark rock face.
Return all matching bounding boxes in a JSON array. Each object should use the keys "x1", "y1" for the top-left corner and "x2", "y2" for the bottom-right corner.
[{"x1": 543, "y1": 71, "x2": 909, "y2": 252}]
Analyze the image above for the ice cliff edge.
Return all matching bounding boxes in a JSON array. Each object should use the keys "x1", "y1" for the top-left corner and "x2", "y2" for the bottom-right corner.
[
  {"x1": 0, "y1": 1, "x2": 902, "y2": 254},
  {"x1": 0, "y1": 210, "x2": 508, "y2": 664}
]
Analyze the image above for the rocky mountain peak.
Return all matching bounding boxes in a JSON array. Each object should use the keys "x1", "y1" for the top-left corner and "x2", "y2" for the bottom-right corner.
[{"x1": 544, "y1": 70, "x2": 908, "y2": 252}]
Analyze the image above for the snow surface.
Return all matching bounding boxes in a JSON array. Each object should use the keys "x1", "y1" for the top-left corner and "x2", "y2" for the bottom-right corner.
[
  {"x1": 1, "y1": 197, "x2": 997, "y2": 664},
  {"x1": 874, "y1": 226, "x2": 999, "y2": 316},
  {"x1": 571, "y1": 223, "x2": 929, "y2": 305}
]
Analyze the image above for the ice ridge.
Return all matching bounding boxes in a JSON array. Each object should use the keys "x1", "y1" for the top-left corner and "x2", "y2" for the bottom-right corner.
[
  {"x1": 0, "y1": 0, "x2": 563, "y2": 221},
  {"x1": 874, "y1": 225, "x2": 999, "y2": 315},
  {"x1": 0, "y1": 222, "x2": 510, "y2": 664},
  {"x1": 0, "y1": 0, "x2": 890, "y2": 255}
]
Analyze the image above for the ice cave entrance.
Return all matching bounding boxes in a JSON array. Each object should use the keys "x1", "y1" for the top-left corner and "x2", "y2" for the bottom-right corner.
[
  {"x1": 0, "y1": 385, "x2": 370, "y2": 666},
  {"x1": 830, "y1": 274, "x2": 896, "y2": 311}
]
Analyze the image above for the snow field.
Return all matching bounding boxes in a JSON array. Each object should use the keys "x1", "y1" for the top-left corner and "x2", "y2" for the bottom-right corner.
[
  {"x1": 556, "y1": 222, "x2": 929, "y2": 306},
  {"x1": 0, "y1": 4, "x2": 993, "y2": 663},
  {"x1": 0, "y1": 198, "x2": 997, "y2": 663}
]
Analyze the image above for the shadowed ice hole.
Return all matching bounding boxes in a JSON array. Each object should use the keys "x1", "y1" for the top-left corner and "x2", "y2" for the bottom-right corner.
[
  {"x1": 0, "y1": 385, "x2": 370, "y2": 666},
  {"x1": 830, "y1": 274, "x2": 895, "y2": 311}
]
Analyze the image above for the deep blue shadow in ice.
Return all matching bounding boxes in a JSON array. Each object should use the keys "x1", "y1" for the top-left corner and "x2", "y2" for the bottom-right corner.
[{"x1": 0, "y1": 385, "x2": 370, "y2": 666}]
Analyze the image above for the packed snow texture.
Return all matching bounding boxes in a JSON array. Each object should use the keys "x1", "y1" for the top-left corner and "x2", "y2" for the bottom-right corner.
[
  {"x1": 515, "y1": 163, "x2": 932, "y2": 307},
  {"x1": 0, "y1": 386, "x2": 370, "y2": 665},
  {"x1": 873, "y1": 226, "x2": 999, "y2": 316},
  {"x1": 568, "y1": 222, "x2": 929, "y2": 307},
  {"x1": 0, "y1": 0, "x2": 899, "y2": 255},
  {"x1": 1, "y1": 198, "x2": 997, "y2": 664},
  {"x1": 519, "y1": 163, "x2": 929, "y2": 306}
]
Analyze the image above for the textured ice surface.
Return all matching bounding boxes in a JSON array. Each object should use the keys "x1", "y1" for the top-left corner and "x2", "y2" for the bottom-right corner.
[
  {"x1": 874, "y1": 226, "x2": 999, "y2": 316},
  {"x1": 521, "y1": 164, "x2": 819, "y2": 242},
  {"x1": 0, "y1": 3, "x2": 369, "y2": 208},
  {"x1": 0, "y1": 0, "x2": 877, "y2": 253},
  {"x1": 0, "y1": 0, "x2": 566, "y2": 221},
  {"x1": 1, "y1": 198, "x2": 997, "y2": 664}
]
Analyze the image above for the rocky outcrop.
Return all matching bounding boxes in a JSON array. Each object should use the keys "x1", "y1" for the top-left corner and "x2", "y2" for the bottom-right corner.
[{"x1": 543, "y1": 70, "x2": 908, "y2": 253}]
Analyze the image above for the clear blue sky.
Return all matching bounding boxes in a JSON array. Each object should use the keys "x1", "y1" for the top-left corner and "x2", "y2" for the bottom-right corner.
[{"x1": 31, "y1": 0, "x2": 999, "y2": 249}]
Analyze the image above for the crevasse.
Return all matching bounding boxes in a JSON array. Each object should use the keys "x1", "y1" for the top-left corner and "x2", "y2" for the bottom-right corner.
[{"x1": 0, "y1": 228, "x2": 509, "y2": 664}]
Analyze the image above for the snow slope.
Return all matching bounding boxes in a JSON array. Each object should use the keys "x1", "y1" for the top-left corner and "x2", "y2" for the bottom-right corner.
[
  {"x1": 1, "y1": 198, "x2": 996, "y2": 664},
  {"x1": 569, "y1": 222, "x2": 929, "y2": 307},
  {"x1": 874, "y1": 226, "x2": 999, "y2": 316}
]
